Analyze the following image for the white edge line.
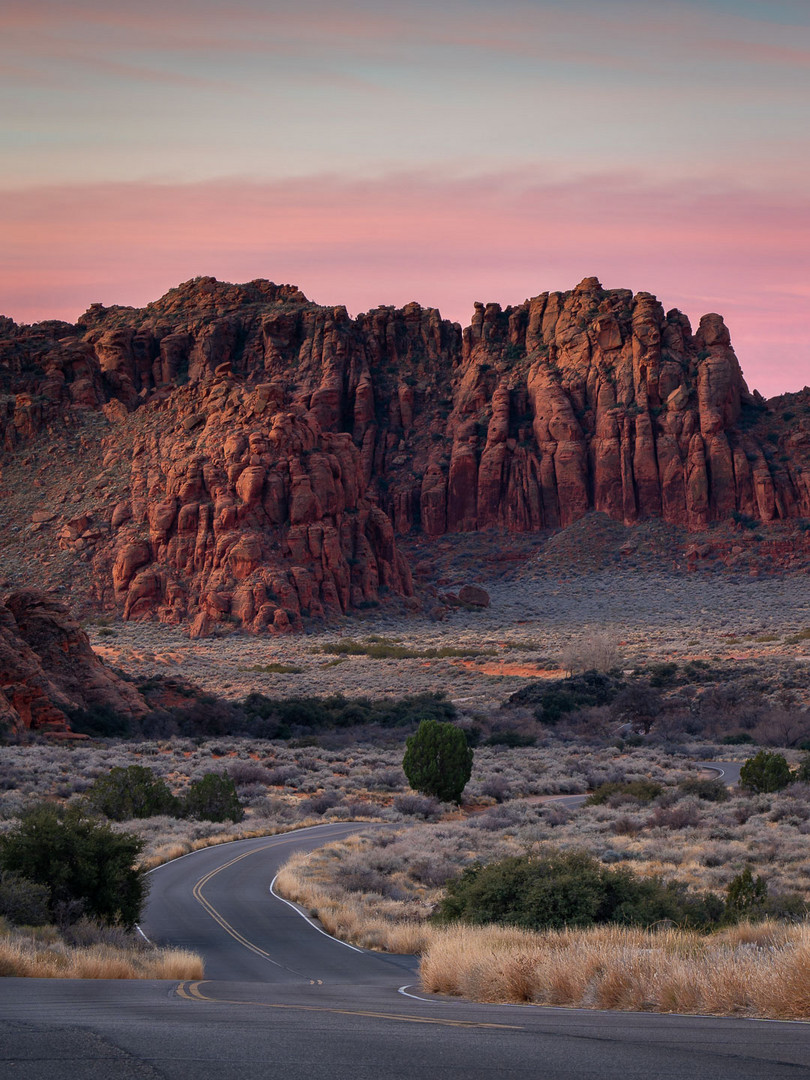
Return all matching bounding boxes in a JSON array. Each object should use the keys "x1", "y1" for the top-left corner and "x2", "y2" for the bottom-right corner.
[
  {"x1": 269, "y1": 873, "x2": 364, "y2": 953},
  {"x1": 398, "y1": 984, "x2": 434, "y2": 1002},
  {"x1": 135, "y1": 924, "x2": 153, "y2": 945},
  {"x1": 398, "y1": 986, "x2": 810, "y2": 1022}
]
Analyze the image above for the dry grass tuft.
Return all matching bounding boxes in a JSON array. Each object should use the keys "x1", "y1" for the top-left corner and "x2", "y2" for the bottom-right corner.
[
  {"x1": 0, "y1": 928, "x2": 203, "y2": 980},
  {"x1": 419, "y1": 922, "x2": 810, "y2": 1020},
  {"x1": 274, "y1": 855, "x2": 434, "y2": 955}
]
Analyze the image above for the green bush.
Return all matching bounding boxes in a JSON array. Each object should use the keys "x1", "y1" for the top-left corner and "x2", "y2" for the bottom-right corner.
[
  {"x1": 67, "y1": 703, "x2": 133, "y2": 738},
  {"x1": 86, "y1": 765, "x2": 180, "y2": 821},
  {"x1": 508, "y1": 670, "x2": 624, "y2": 724},
  {"x1": 678, "y1": 777, "x2": 729, "y2": 802},
  {"x1": 796, "y1": 753, "x2": 810, "y2": 783},
  {"x1": 0, "y1": 869, "x2": 51, "y2": 926},
  {"x1": 241, "y1": 691, "x2": 456, "y2": 739},
  {"x1": 434, "y1": 850, "x2": 724, "y2": 931},
  {"x1": 726, "y1": 867, "x2": 768, "y2": 918},
  {"x1": 184, "y1": 773, "x2": 244, "y2": 822},
  {"x1": 403, "y1": 719, "x2": 473, "y2": 804},
  {"x1": 0, "y1": 804, "x2": 146, "y2": 927},
  {"x1": 739, "y1": 750, "x2": 793, "y2": 794}
]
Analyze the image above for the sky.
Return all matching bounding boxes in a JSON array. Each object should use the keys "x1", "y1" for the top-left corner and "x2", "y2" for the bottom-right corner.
[{"x1": 1, "y1": 0, "x2": 808, "y2": 396}]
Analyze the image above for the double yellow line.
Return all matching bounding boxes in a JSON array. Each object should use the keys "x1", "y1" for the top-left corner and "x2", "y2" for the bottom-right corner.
[
  {"x1": 181, "y1": 834, "x2": 523, "y2": 1031},
  {"x1": 176, "y1": 981, "x2": 522, "y2": 1030}
]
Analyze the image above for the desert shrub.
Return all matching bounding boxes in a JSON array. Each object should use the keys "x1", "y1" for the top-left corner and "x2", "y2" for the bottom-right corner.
[
  {"x1": 558, "y1": 632, "x2": 622, "y2": 674},
  {"x1": 227, "y1": 761, "x2": 273, "y2": 786},
  {"x1": 403, "y1": 720, "x2": 473, "y2": 804},
  {"x1": 85, "y1": 765, "x2": 180, "y2": 821},
  {"x1": 0, "y1": 870, "x2": 51, "y2": 926},
  {"x1": 610, "y1": 682, "x2": 663, "y2": 735},
  {"x1": 508, "y1": 670, "x2": 624, "y2": 724},
  {"x1": 309, "y1": 790, "x2": 342, "y2": 815},
  {"x1": 485, "y1": 731, "x2": 536, "y2": 747},
  {"x1": 67, "y1": 703, "x2": 133, "y2": 738},
  {"x1": 434, "y1": 850, "x2": 724, "y2": 931},
  {"x1": 479, "y1": 776, "x2": 511, "y2": 803},
  {"x1": 648, "y1": 662, "x2": 679, "y2": 688},
  {"x1": 739, "y1": 751, "x2": 792, "y2": 794},
  {"x1": 264, "y1": 765, "x2": 302, "y2": 786},
  {"x1": 0, "y1": 804, "x2": 145, "y2": 927},
  {"x1": 183, "y1": 774, "x2": 244, "y2": 822},
  {"x1": 174, "y1": 695, "x2": 243, "y2": 738},
  {"x1": 726, "y1": 867, "x2": 768, "y2": 918},
  {"x1": 393, "y1": 793, "x2": 442, "y2": 819},
  {"x1": 795, "y1": 753, "x2": 810, "y2": 783},
  {"x1": 649, "y1": 801, "x2": 702, "y2": 830},
  {"x1": 678, "y1": 777, "x2": 729, "y2": 802},
  {"x1": 586, "y1": 780, "x2": 663, "y2": 806}
]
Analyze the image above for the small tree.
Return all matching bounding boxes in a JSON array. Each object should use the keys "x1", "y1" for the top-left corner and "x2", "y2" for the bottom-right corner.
[
  {"x1": 726, "y1": 867, "x2": 768, "y2": 918},
  {"x1": 0, "y1": 804, "x2": 146, "y2": 927},
  {"x1": 403, "y1": 720, "x2": 473, "y2": 804},
  {"x1": 184, "y1": 773, "x2": 244, "y2": 822},
  {"x1": 86, "y1": 765, "x2": 179, "y2": 821},
  {"x1": 739, "y1": 750, "x2": 792, "y2": 794}
]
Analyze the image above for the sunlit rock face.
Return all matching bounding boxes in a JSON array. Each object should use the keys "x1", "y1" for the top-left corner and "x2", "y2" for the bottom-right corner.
[{"x1": 1, "y1": 276, "x2": 807, "y2": 634}]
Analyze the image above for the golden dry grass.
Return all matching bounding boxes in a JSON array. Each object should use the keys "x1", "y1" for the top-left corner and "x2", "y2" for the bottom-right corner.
[
  {"x1": 274, "y1": 854, "x2": 435, "y2": 955},
  {"x1": 140, "y1": 817, "x2": 327, "y2": 870},
  {"x1": 0, "y1": 932, "x2": 204, "y2": 980},
  {"x1": 420, "y1": 922, "x2": 810, "y2": 1020}
]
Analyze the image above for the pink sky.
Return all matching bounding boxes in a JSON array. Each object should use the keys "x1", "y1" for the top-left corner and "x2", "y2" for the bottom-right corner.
[
  {"x1": 1, "y1": 0, "x2": 808, "y2": 397},
  {"x1": 2, "y1": 172, "x2": 806, "y2": 397}
]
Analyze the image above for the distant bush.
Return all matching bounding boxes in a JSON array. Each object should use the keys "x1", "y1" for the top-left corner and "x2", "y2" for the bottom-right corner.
[
  {"x1": 678, "y1": 777, "x2": 729, "y2": 802},
  {"x1": 739, "y1": 751, "x2": 792, "y2": 794},
  {"x1": 183, "y1": 773, "x2": 244, "y2": 822},
  {"x1": 508, "y1": 670, "x2": 624, "y2": 725},
  {"x1": 485, "y1": 731, "x2": 536, "y2": 747},
  {"x1": 585, "y1": 780, "x2": 663, "y2": 806},
  {"x1": 67, "y1": 703, "x2": 133, "y2": 738},
  {"x1": 0, "y1": 804, "x2": 145, "y2": 927},
  {"x1": 434, "y1": 850, "x2": 725, "y2": 931},
  {"x1": 241, "y1": 691, "x2": 456, "y2": 739},
  {"x1": 86, "y1": 765, "x2": 179, "y2": 821}
]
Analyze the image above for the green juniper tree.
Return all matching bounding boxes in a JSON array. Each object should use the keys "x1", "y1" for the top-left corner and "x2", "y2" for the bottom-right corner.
[
  {"x1": 402, "y1": 719, "x2": 473, "y2": 804},
  {"x1": 739, "y1": 750, "x2": 792, "y2": 794}
]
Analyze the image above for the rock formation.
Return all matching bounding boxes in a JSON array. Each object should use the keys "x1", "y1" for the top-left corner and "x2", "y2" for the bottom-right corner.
[
  {"x1": 0, "y1": 590, "x2": 146, "y2": 736},
  {"x1": 1, "y1": 276, "x2": 808, "y2": 634}
]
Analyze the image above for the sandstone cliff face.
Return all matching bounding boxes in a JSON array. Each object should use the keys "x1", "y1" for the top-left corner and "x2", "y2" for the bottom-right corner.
[
  {"x1": 1, "y1": 276, "x2": 808, "y2": 634},
  {"x1": 0, "y1": 590, "x2": 146, "y2": 736}
]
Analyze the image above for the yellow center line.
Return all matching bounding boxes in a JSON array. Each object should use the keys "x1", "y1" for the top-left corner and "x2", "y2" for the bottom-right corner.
[
  {"x1": 190, "y1": 838, "x2": 316, "y2": 980},
  {"x1": 178, "y1": 981, "x2": 523, "y2": 1031}
]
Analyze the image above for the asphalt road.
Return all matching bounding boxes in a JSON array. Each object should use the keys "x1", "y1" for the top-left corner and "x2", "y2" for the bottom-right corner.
[{"x1": 2, "y1": 769, "x2": 808, "y2": 1080}]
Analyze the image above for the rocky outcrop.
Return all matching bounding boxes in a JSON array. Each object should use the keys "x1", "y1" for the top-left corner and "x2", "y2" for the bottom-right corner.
[
  {"x1": 0, "y1": 590, "x2": 147, "y2": 737},
  {"x1": 1, "y1": 276, "x2": 808, "y2": 634}
]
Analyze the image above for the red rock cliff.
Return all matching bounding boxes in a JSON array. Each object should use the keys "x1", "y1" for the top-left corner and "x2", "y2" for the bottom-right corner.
[{"x1": 1, "y1": 276, "x2": 807, "y2": 633}]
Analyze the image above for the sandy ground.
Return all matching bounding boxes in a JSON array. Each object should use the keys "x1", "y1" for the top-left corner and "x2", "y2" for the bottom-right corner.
[{"x1": 88, "y1": 566, "x2": 810, "y2": 712}]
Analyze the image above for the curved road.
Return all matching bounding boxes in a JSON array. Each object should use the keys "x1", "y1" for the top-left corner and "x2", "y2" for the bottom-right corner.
[{"x1": 2, "y1": 772, "x2": 808, "y2": 1079}]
